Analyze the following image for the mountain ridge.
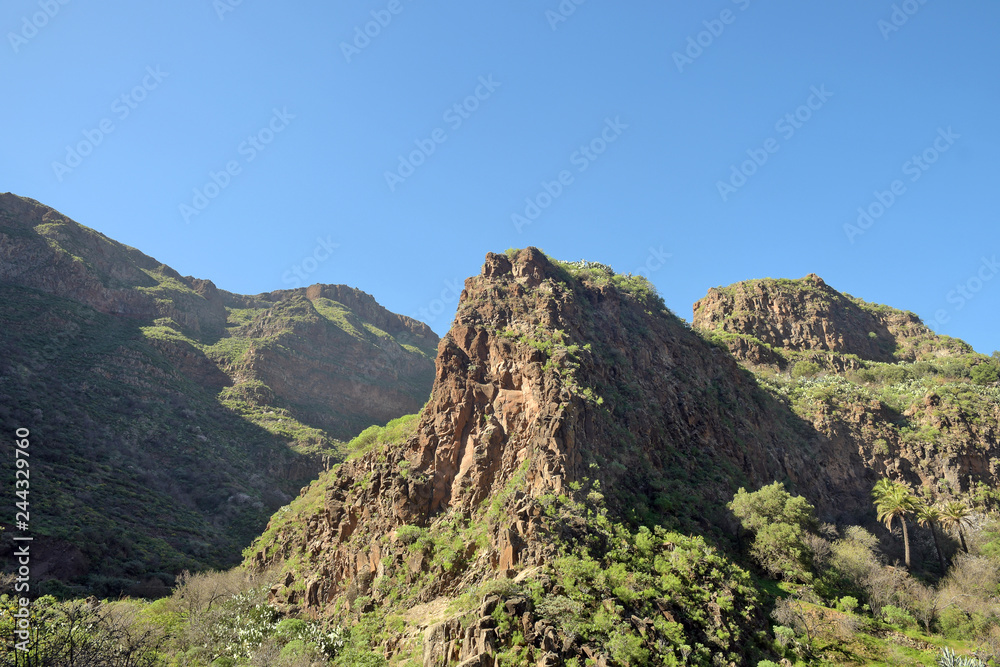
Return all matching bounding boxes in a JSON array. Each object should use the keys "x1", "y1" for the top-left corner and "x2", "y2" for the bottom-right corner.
[{"x1": 0, "y1": 193, "x2": 439, "y2": 596}]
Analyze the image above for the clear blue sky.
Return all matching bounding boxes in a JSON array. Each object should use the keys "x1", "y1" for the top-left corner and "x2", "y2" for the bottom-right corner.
[{"x1": 3, "y1": 1, "x2": 998, "y2": 353}]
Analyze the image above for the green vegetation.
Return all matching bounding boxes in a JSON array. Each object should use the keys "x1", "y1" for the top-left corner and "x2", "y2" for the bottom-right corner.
[
  {"x1": 0, "y1": 222, "x2": 434, "y2": 595},
  {"x1": 0, "y1": 568, "x2": 343, "y2": 666},
  {"x1": 873, "y1": 479, "x2": 919, "y2": 569},
  {"x1": 729, "y1": 482, "x2": 818, "y2": 582},
  {"x1": 343, "y1": 413, "x2": 420, "y2": 460},
  {"x1": 720, "y1": 482, "x2": 1000, "y2": 664},
  {"x1": 523, "y1": 492, "x2": 762, "y2": 665}
]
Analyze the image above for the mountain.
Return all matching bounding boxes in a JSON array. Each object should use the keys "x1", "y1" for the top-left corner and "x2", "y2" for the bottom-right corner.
[
  {"x1": 0, "y1": 193, "x2": 438, "y2": 596},
  {"x1": 693, "y1": 274, "x2": 1000, "y2": 500},
  {"x1": 244, "y1": 249, "x2": 999, "y2": 665}
]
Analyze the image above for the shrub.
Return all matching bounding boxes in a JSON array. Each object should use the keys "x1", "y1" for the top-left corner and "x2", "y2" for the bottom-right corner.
[
  {"x1": 729, "y1": 482, "x2": 818, "y2": 581},
  {"x1": 835, "y1": 596, "x2": 859, "y2": 614},
  {"x1": 395, "y1": 524, "x2": 424, "y2": 545},
  {"x1": 792, "y1": 360, "x2": 822, "y2": 379},
  {"x1": 881, "y1": 604, "x2": 917, "y2": 630},
  {"x1": 971, "y1": 362, "x2": 999, "y2": 386}
]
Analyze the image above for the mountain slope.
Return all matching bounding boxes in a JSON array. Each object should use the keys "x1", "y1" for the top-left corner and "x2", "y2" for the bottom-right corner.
[
  {"x1": 246, "y1": 250, "x2": 999, "y2": 665},
  {"x1": 0, "y1": 193, "x2": 438, "y2": 595},
  {"x1": 694, "y1": 273, "x2": 1000, "y2": 522}
]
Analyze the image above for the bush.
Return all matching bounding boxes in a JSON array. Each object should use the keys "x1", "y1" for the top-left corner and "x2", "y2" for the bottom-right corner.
[
  {"x1": 881, "y1": 604, "x2": 917, "y2": 630},
  {"x1": 971, "y1": 362, "x2": 999, "y2": 385},
  {"x1": 836, "y1": 596, "x2": 859, "y2": 614},
  {"x1": 729, "y1": 482, "x2": 818, "y2": 581},
  {"x1": 792, "y1": 360, "x2": 822, "y2": 379},
  {"x1": 395, "y1": 524, "x2": 424, "y2": 545}
]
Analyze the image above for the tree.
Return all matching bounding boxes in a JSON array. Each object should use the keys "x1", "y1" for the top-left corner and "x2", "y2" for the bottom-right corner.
[
  {"x1": 917, "y1": 503, "x2": 949, "y2": 573},
  {"x1": 729, "y1": 482, "x2": 818, "y2": 581},
  {"x1": 971, "y1": 362, "x2": 999, "y2": 386},
  {"x1": 872, "y1": 479, "x2": 918, "y2": 569},
  {"x1": 940, "y1": 501, "x2": 974, "y2": 553}
]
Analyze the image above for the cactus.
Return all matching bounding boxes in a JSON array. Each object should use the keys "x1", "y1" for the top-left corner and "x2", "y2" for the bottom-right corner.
[{"x1": 938, "y1": 647, "x2": 987, "y2": 667}]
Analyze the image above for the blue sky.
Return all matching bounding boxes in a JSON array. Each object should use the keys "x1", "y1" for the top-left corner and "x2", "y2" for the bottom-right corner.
[{"x1": 2, "y1": 1, "x2": 998, "y2": 353}]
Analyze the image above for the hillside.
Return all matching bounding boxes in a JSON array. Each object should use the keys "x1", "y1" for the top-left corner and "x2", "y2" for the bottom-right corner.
[
  {"x1": 694, "y1": 274, "x2": 1000, "y2": 510},
  {"x1": 242, "y1": 250, "x2": 1000, "y2": 664},
  {"x1": 0, "y1": 193, "x2": 438, "y2": 596}
]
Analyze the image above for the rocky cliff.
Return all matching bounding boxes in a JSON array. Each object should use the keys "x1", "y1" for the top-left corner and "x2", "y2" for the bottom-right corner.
[
  {"x1": 245, "y1": 250, "x2": 1000, "y2": 665},
  {"x1": 693, "y1": 274, "x2": 1000, "y2": 501},
  {"x1": 692, "y1": 274, "x2": 968, "y2": 371},
  {"x1": 0, "y1": 193, "x2": 438, "y2": 596}
]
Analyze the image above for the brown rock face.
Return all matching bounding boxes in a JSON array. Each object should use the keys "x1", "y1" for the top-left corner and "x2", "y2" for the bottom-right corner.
[
  {"x1": 251, "y1": 251, "x2": 1000, "y2": 664},
  {"x1": 253, "y1": 251, "x2": 883, "y2": 604},
  {"x1": 692, "y1": 274, "x2": 936, "y2": 368}
]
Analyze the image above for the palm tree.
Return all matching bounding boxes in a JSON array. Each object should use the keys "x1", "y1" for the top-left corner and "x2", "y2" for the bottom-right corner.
[
  {"x1": 916, "y1": 503, "x2": 948, "y2": 573},
  {"x1": 872, "y1": 479, "x2": 918, "y2": 569},
  {"x1": 940, "y1": 501, "x2": 973, "y2": 553}
]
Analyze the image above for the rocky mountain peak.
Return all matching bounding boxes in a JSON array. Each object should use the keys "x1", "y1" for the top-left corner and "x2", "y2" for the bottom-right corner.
[{"x1": 692, "y1": 274, "x2": 957, "y2": 371}]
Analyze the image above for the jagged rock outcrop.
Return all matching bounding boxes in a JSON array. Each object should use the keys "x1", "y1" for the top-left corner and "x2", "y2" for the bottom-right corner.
[
  {"x1": 692, "y1": 273, "x2": 951, "y2": 370},
  {"x1": 692, "y1": 274, "x2": 999, "y2": 496},
  {"x1": 249, "y1": 250, "x2": 1000, "y2": 665}
]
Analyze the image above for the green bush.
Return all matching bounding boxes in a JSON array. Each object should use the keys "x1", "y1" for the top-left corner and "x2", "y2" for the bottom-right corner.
[
  {"x1": 728, "y1": 482, "x2": 818, "y2": 581},
  {"x1": 835, "y1": 596, "x2": 859, "y2": 614},
  {"x1": 275, "y1": 617, "x2": 309, "y2": 641},
  {"x1": 881, "y1": 604, "x2": 916, "y2": 630},
  {"x1": 971, "y1": 362, "x2": 999, "y2": 385},
  {"x1": 792, "y1": 360, "x2": 822, "y2": 379},
  {"x1": 938, "y1": 606, "x2": 975, "y2": 640},
  {"x1": 395, "y1": 524, "x2": 424, "y2": 545}
]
